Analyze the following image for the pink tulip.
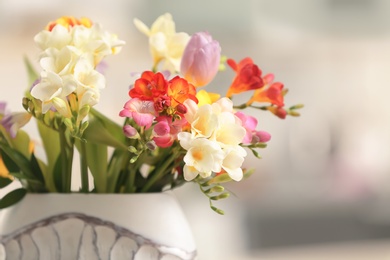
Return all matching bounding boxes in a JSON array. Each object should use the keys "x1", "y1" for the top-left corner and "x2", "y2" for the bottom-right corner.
[{"x1": 180, "y1": 32, "x2": 221, "y2": 87}]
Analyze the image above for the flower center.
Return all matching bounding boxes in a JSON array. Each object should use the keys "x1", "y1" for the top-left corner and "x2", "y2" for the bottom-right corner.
[{"x1": 192, "y1": 149, "x2": 203, "y2": 161}]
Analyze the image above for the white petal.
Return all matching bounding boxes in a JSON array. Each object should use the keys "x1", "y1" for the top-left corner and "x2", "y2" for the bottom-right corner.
[
  {"x1": 222, "y1": 151, "x2": 245, "y2": 181},
  {"x1": 177, "y1": 132, "x2": 193, "y2": 150},
  {"x1": 150, "y1": 32, "x2": 167, "y2": 55},
  {"x1": 31, "y1": 72, "x2": 62, "y2": 101},
  {"x1": 215, "y1": 123, "x2": 246, "y2": 146},
  {"x1": 183, "y1": 99, "x2": 198, "y2": 124},
  {"x1": 133, "y1": 18, "x2": 151, "y2": 36},
  {"x1": 183, "y1": 165, "x2": 199, "y2": 181},
  {"x1": 34, "y1": 25, "x2": 71, "y2": 50},
  {"x1": 214, "y1": 97, "x2": 234, "y2": 113},
  {"x1": 150, "y1": 13, "x2": 175, "y2": 35},
  {"x1": 225, "y1": 167, "x2": 243, "y2": 181},
  {"x1": 79, "y1": 89, "x2": 100, "y2": 108}
]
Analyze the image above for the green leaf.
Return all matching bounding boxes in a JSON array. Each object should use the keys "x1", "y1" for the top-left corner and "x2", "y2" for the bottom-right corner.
[
  {"x1": 30, "y1": 153, "x2": 45, "y2": 183},
  {"x1": 84, "y1": 109, "x2": 127, "y2": 150},
  {"x1": 23, "y1": 56, "x2": 39, "y2": 89},
  {"x1": 76, "y1": 140, "x2": 108, "y2": 193},
  {"x1": 10, "y1": 172, "x2": 45, "y2": 186},
  {"x1": 6, "y1": 130, "x2": 31, "y2": 159},
  {"x1": 37, "y1": 121, "x2": 59, "y2": 192},
  {"x1": 0, "y1": 148, "x2": 46, "y2": 192},
  {"x1": 107, "y1": 149, "x2": 128, "y2": 193},
  {"x1": 52, "y1": 155, "x2": 63, "y2": 192},
  {"x1": 0, "y1": 188, "x2": 27, "y2": 209},
  {"x1": 0, "y1": 143, "x2": 34, "y2": 178},
  {"x1": 0, "y1": 148, "x2": 21, "y2": 173},
  {"x1": 0, "y1": 176, "x2": 12, "y2": 188}
]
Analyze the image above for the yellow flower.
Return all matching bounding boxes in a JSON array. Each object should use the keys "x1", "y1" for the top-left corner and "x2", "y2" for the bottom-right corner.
[
  {"x1": 0, "y1": 155, "x2": 11, "y2": 179},
  {"x1": 196, "y1": 89, "x2": 220, "y2": 107},
  {"x1": 134, "y1": 13, "x2": 190, "y2": 72}
]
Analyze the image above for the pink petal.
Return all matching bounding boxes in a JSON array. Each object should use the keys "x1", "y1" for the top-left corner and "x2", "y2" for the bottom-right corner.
[{"x1": 154, "y1": 121, "x2": 170, "y2": 136}]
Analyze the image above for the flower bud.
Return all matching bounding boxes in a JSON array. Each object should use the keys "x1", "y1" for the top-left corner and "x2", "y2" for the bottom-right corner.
[
  {"x1": 254, "y1": 130, "x2": 271, "y2": 143},
  {"x1": 146, "y1": 141, "x2": 157, "y2": 151},
  {"x1": 123, "y1": 125, "x2": 140, "y2": 139},
  {"x1": 176, "y1": 103, "x2": 187, "y2": 114},
  {"x1": 52, "y1": 97, "x2": 72, "y2": 118},
  {"x1": 180, "y1": 32, "x2": 221, "y2": 87},
  {"x1": 78, "y1": 105, "x2": 90, "y2": 122},
  {"x1": 267, "y1": 106, "x2": 287, "y2": 119}
]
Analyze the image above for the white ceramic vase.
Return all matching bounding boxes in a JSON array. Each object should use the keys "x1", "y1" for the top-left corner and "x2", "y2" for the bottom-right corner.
[{"x1": 0, "y1": 192, "x2": 197, "y2": 260}]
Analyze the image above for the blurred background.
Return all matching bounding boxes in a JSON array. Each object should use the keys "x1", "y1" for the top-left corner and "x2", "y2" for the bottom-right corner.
[{"x1": 2, "y1": 0, "x2": 390, "y2": 259}]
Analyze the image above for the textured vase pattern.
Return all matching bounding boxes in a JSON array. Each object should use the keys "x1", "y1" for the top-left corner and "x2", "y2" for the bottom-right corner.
[{"x1": 0, "y1": 213, "x2": 196, "y2": 260}]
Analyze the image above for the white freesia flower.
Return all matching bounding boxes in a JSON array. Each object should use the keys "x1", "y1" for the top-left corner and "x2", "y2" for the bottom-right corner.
[
  {"x1": 180, "y1": 97, "x2": 248, "y2": 182},
  {"x1": 178, "y1": 133, "x2": 224, "y2": 181},
  {"x1": 34, "y1": 24, "x2": 72, "y2": 51},
  {"x1": 78, "y1": 89, "x2": 100, "y2": 109},
  {"x1": 72, "y1": 24, "x2": 125, "y2": 65},
  {"x1": 214, "y1": 112, "x2": 246, "y2": 146},
  {"x1": 73, "y1": 56, "x2": 106, "y2": 107},
  {"x1": 183, "y1": 99, "x2": 218, "y2": 138},
  {"x1": 222, "y1": 149, "x2": 246, "y2": 181},
  {"x1": 212, "y1": 97, "x2": 235, "y2": 114},
  {"x1": 182, "y1": 99, "x2": 198, "y2": 122},
  {"x1": 134, "y1": 13, "x2": 189, "y2": 72},
  {"x1": 31, "y1": 71, "x2": 76, "y2": 113},
  {"x1": 39, "y1": 47, "x2": 77, "y2": 76}
]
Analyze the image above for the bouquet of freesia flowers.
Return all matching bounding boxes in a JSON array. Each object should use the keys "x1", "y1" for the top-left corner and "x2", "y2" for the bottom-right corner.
[{"x1": 0, "y1": 14, "x2": 302, "y2": 214}]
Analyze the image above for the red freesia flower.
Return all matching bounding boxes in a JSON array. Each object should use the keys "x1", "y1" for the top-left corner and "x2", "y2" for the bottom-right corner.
[
  {"x1": 247, "y1": 73, "x2": 285, "y2": 107},
  {"x1": 129, "y1": 71, "x2": 168, "y2": 101},
  {"x1": 267, "y1": 106, "x2": 287, "y2": 119},
  {"x1": 226, "y1": 57, "x2": 264, "y2": 98},
  {"x1": 128, "y1": 71, "x2": 197, "y2": 117}
]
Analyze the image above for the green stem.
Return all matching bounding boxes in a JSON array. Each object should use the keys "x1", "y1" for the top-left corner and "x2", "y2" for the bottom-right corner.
[
  {"x1": 249, "y1": 105, "x2": 268, "y2": 110},
  {"x1": 141, "y1": 152, "x2": 177, "y2": 192},
  {"x1": 79, "y1": 141, "x2": 89, "y2": 193},
  {"x1": 59, "y1": 126, "x2": 73, "y2": 193},
  {"x1": 233, "y1": 103, "x2": 248, "y2": 109},
  {"x1": 126, "y1": 161, "x2": 138, "y2": 193},
  {"x1": 124, "y1": 152, "x2": 137, "y2": 193}
]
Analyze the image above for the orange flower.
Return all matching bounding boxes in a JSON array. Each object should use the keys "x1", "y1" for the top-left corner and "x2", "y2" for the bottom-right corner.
[
  {"x1": 46, "y1": 16, "x2": 92, "y2": 31},
  {"x1": 128, "y1": 71, "x2": 197, "y2": 115},
  {"x1": 247, "y1": 73, "x2": 285, "y2": 107},
  {"x1": 167, "y1": 76, "x2": 198, "y2": 108},
  {"x1": 129, "y1": 71, "x2": 168, "y2": 101},
  {"x1": 226, "y1": 57, "x2": 264, "y2": 98}
]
